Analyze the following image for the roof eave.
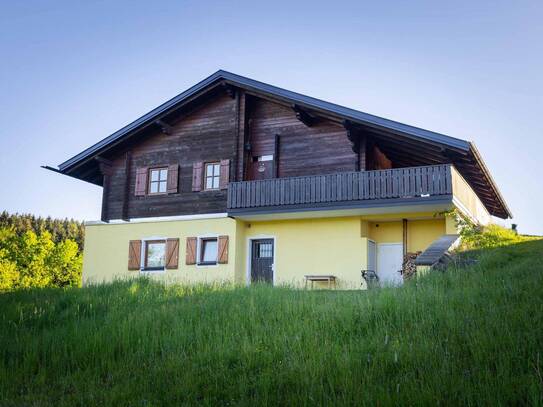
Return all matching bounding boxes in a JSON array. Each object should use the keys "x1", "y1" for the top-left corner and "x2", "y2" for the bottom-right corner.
[
  {"x1": 52, "y1": 69, "x2": 510, "y2": 219},
  {"x1": 468, "y1": 143, "x2": 512, "y2": 219}
]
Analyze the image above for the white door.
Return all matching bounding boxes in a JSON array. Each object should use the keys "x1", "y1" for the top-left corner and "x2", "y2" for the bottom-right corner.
[{"x1": 377, "y1": 243, "x2": 403, "y2": 286}]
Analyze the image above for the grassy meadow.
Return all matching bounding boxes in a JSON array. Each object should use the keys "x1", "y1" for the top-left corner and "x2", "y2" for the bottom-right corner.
[{"x1": 1, "y1": 239, "x2": 542, "y2": 406}]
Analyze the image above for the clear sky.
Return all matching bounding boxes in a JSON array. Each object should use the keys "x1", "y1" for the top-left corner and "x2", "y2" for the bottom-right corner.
[{"x1": 1, "y1": 1, "x2": 541, "y2": 234}]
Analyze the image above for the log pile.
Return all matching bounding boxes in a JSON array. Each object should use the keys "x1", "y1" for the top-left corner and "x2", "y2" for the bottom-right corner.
[{"x1": 402, "y1": 251, "x2": 421, "y2": 280}]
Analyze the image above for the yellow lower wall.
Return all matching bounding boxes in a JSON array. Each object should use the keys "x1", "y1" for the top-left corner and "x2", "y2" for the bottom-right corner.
[
  {"x1": 365, "y1": 219, "x2": 445, "y2": 253},
  {"x1": 83, "y1": 214, "x2": 447, "y2": 289},
  {"x1": 82, "y1": 217, "x2": 238, "y2": 285},
  {"x1": 240, "y1": 217, "x2": 365, "y2": 289}
]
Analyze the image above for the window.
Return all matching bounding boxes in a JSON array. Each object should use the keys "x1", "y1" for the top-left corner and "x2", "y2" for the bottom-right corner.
[
  {"x1": 199, "y1": 237, "x2": 218, "y2": 265},
  {"x1": 252, "y1": 155, "x2": 274, "y2": 162},
  {"x1": 149, "y1": 168, "x2": 168, "y2": 194},
  {"x1": 258, "y1": 242, "x2": 273, "y2": 258},
  {"x1": 144, "y1": 240, "x2": 166, "y2": 270},
  {"x1": 204, "y1": 163, "x2": 220, "y2": 190}
]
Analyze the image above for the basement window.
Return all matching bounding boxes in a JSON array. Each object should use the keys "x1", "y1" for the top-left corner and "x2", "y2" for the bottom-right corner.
[
  {"x1": 149, "y1": 168, "x2": 168, "y2": 194},
  {"x1": 198, "y1": 237, "x2": 218, "y2": 265},
  {"x1": 144, "y1": 240, "x2": 166, "y2": 270}
]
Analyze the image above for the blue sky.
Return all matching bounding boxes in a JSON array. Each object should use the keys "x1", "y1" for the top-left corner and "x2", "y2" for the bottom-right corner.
[{"x1": 1, "y1": 1, "x2": 541, "y2": 234}]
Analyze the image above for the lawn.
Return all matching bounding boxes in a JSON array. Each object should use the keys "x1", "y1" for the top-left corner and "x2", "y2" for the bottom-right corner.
[{"x1": 1, "y1": 239, "x2": 542, "y2": 406}]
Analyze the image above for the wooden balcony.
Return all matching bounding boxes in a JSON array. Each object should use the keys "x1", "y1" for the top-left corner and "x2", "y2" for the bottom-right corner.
[{"x1": 227, "y1": 164, "x2": 455, "y2": 213}]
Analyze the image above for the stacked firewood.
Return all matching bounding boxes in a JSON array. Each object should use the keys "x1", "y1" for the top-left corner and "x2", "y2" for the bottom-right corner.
[{"x1": 402, "y1": 251, "x2": 421, "y2": 280}]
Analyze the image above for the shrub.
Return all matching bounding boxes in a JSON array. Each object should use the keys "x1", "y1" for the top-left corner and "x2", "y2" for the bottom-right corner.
[
  {"x1": 443, "y1": 209, "x2": 529, "y2": 250},
  {"x1": 0, "y1": 227, "x2": 82, "y2": 291}
]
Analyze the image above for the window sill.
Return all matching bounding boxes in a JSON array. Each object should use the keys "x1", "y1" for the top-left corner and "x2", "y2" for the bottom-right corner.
[
  {"x1": 140, "y1": 267, "x2": 165, "y2": 273},
  {"x1": 197, "y1": 262, "x2": 218, "y2": 267}
]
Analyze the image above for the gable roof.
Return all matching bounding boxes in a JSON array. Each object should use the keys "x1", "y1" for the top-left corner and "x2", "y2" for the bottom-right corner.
[{"x1": 50, "y1": 70, "x2": 511, "y2": 219}]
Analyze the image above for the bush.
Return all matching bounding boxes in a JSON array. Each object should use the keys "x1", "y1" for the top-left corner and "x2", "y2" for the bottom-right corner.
[
  {"x1": 444, "y1": 209, "x2": 529, "y2": 250},
  {"x1": 0, "y1": 227, "x2": 82, "y2": 291}
]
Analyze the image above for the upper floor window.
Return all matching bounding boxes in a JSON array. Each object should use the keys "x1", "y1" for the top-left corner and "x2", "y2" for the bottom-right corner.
[
  {"x1": 149, "y1": 168, "x2": 168, "y2": 194},
  {"x1": 205, "y1": 163, "x2": 220, "y2": 190},
  {"x1": 253, "y1": 154, "x2": 274, "y2": 162}
]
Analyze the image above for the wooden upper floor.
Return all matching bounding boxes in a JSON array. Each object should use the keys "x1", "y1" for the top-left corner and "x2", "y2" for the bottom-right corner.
[{"x1": 47, "y1": 70, "x2": 511, "y2": 221}]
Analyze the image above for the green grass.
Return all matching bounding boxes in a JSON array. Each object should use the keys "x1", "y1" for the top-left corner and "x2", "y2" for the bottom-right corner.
[{"x1": 1, "y1": 240, "x2": 542, "y2": 406}]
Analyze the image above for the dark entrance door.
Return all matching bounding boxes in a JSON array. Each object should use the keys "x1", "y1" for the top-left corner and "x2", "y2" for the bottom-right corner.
[
  {"x1": 251, "y1": 239, "x2": 274, "y2": 284},
  {"x1": 248, "y1": 154, "x2": 275, "y2": 181}
]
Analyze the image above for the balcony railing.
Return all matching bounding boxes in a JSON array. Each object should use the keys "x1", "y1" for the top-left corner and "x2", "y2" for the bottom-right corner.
[{"x1": 227, "y1": 164, "x2": 453, "y2": 211}]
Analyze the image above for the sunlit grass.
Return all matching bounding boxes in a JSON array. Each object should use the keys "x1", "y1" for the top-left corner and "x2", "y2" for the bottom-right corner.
[{"x1": 1, "y1": 240, "x2": 542, "y2": 405}]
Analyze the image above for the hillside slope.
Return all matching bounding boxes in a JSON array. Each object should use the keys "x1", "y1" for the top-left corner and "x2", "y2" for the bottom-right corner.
[{"x1": 1, "y1": 240, "x2": 542, "y2": 406}]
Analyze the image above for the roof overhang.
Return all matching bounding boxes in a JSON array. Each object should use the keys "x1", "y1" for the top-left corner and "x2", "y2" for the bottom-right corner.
[{"x1": 46, "y1": 70, "x2": 512, "y2": 219}]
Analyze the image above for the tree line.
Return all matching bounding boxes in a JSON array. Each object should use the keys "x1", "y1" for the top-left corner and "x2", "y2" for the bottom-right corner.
[{"x1": 0, "y1": 211, "x2": 84, "y2": 290}]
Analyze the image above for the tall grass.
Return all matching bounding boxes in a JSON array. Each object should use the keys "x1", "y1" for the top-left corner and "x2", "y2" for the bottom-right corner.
[{"x1": 1, "y1": 240, "x2": 542, "y2": 406}]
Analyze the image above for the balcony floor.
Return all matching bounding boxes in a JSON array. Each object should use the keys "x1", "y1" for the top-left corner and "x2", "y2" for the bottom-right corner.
[{"x1": 229, "y1": 194, "x2": 453, "y2": 221}]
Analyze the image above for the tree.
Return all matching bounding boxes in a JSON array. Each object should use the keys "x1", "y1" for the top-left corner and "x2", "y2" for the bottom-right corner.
[{"x1": 0, "y1": 226, "x2": 82, "y2": 291}]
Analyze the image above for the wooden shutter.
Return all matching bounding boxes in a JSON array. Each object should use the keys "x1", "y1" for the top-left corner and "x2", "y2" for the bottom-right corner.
[
  {"x1": 165, "y1": 238, "x2": 179, "y2": 269},
  {"x1": 128, "y1": 240, "x2": 142, "y2": 270},
  {"x1": 219, "y1": 159, "x2": 230, "y2": 190},
  {"x1": 192, "y1": 162, "x2": 203, "y2": 192},
  {"x1": 218, "y1": 235, "x2": 229, "y2": 264},
  {"x1": 167, "y1": 164, "x2": 179, "y2": 194},
  {"x1": 135, "y1": 167, "x2": 148, "y2": 196},
  {"x1": 186, "y1": 237, "x2": 197, "y2": 265}
]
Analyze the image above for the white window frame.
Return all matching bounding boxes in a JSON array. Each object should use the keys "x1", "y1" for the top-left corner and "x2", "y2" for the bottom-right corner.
[
  {"x1": 148, "y1": 167, "x2": 168, "y2": 195},
  {"x1": 196, "y1": 234, "x2": 220, "y2": 267},
  {"x1": 257, "y1": 155, "x2": 274, "y2": 162},
  {"x1": 140, "y1": 236, "x2": 168, "y2": 273},
  {"x1": 204, "y1": 162, "x2": 221, "y2": 191}
]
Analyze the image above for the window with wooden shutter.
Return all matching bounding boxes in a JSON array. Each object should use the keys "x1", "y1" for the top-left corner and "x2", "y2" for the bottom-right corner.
[
  {"x1": 144, "y1": 240, "x2": 166, "y2": 269},
  {"x1": 148, "y1": 167, "x2": 168, "y2": 194},
  {"x1": 218, "y1": 235, "x2": 229, "y2": 264},
  {"x1": 186, "y1": 237, "x2": 197, "y2": 265},
  {"x1": 166, "y1": 164, "x2": 179, "y2": 194},
  {"x1": 219, "y1": 159, "x2": 230, "y2": 190},
  {"x1": 198, "y1": 237, "x2": 218, "y2": 265},
  {"x1": 165, "y1": 238, "x2": 179, "y2": 269},
  {"x1": 204, "y1": 162, "x2": 221, "y2": 190},
  {"x1": 134, "y1": 168, "x2": 148, "y2": 196},
  {"x1": 192, "y1": 162, "x2": 203, "y2": 192},
  {"x1": 128, "y1": 240, "x2": 142, "y2": 270}
]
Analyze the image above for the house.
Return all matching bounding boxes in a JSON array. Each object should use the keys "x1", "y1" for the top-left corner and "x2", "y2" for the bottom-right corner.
[{"x1": 46, "y1": 70, "x2": 511, "y2": 288}]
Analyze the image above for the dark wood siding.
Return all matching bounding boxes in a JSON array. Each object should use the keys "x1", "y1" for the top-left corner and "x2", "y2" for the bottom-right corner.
[
  {"x1": 246, "y1": 98, "x2": 357, "y2": 178},
  {"x1": 228, "y1": 164, "x2": 453, "y2": 211},
  {"x1": 105, "y1": 93, "x2": 237, "y2": 219},
  {"x1": 101, "y1": 93, "x2": 366, "y2": 219}
]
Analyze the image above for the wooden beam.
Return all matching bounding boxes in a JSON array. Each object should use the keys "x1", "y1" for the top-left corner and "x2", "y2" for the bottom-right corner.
[
  {"x1": 122, "y1": 151, "x2": 132, "y2": 221},
  {"x1": 359, "y1": 134, "x2": 367, "y2": 171},
  {"x1": 221, "y1": 82, "x2": 236, "y2": 99},
  {"x1": 95, "y1": 157, "x2": 112, "y2": 223},
  {"x1": 403, "y1": 219, "x2": 408, "y2": 257},
  {"x1": 343, "y1": 120, "x2": 360, "y2": 154},
  {"x1": 292, "y1": 104, "x2": 315, "y2": 127},
  {"x1": 273, "y1": 134, "x2": 280, "y2": 178},
  {"x1": 155, "y1": 119, "x2": 174, "y2": 135},
  {"x1": 379, "y1": 144, "x2": 444, "y2": 165}
]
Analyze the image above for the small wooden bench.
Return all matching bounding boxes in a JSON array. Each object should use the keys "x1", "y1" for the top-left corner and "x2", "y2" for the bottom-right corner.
[{"x1": 304, "y1": 275, "x2": 337, "y2": 289}]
